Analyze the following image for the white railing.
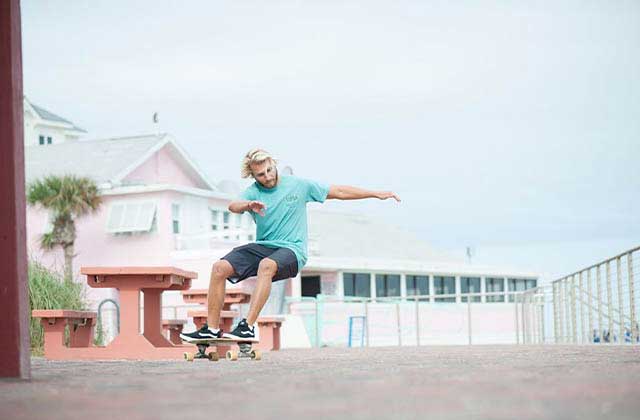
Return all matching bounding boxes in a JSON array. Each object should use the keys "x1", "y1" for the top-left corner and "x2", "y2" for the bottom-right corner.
[
  {"x1": 286, "y1": 291, "x2": 528, "y2": 347},
  {"x1": 174, "y1": 228, "x2": 252, "y2": 250},
  {"x1": 549, "y1": 245, "x2": 639, "y2": 344}
]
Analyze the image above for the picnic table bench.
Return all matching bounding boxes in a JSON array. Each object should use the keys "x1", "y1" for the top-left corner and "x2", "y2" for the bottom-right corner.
[
  {"x1": 32, "y1": 310, "x2": 97, "y2": 358},
  {"x1": 162, "y1": 319, "x2": 187, "y2": 345}
]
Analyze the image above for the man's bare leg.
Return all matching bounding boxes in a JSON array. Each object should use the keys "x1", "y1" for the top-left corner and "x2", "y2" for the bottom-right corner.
[
  {"x1": 246, "y1": 258, "x2": 278, "y2": 325},
  {"x1": 207, "y1": 260, "x2": 235, "y2": 329}
]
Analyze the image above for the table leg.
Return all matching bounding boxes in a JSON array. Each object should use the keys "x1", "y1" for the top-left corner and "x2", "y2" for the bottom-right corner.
[
  {"x1": 142, "y1": 289, "x2": 174, "y2": 347},
  {"x1": 118, "y1": 287, "x2": 141, "y2": 339}
]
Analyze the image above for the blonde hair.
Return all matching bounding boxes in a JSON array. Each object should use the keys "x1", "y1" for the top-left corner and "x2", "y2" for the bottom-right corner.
[{"x1": 241, "y1": 148, "x2": 277, "y2": 179}]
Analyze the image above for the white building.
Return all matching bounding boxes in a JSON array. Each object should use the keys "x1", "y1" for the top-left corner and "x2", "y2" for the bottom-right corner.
[{"x1": 23, "y1": 96, "x2": 86, "y2": 146}]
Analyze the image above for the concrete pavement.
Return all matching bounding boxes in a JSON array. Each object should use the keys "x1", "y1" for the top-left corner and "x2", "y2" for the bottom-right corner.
[{"x1": 1, "y1": 345, "x2": 639, "y2": 419}]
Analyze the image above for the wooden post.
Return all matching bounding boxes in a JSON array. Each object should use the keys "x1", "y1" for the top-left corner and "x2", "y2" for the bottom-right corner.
[{"x1": 0, "y1": 0, "x2": 30, "y2": 379}]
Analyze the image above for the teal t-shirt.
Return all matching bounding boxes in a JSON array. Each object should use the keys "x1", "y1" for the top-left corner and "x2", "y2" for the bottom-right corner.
[{"x1": 240, "y1": 175, "x2": 330, "y2": 269}]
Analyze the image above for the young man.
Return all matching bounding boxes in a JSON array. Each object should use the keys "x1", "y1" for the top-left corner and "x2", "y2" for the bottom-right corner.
[{"x1": 181, "y1": 149, "x2": 400, "y2": 342}]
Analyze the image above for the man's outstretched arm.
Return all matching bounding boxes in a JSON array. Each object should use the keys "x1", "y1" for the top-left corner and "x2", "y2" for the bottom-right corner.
[{"x1": 327, "y1": 185, "x2": 401, "y2": 202}]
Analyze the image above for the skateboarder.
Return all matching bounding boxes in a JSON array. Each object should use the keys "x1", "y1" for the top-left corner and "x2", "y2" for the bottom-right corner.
[{"x1": 181, "y1": 148, "x2": 400, "y2": 342}]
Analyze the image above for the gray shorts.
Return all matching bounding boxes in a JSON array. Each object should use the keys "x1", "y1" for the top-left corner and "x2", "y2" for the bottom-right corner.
[{"x1": 221, "y1": 243, "x2": 299, "y2": 284}]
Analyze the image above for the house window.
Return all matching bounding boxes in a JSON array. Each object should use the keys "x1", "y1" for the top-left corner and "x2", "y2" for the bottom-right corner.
[
  {"x1": 172, "y1": 203, "x2": 180, "y2": 234},
  {"x1": 508, "y1": 278, "x2": 537, "y2": 302},
  {"x1": 406, "y1": 275, "x2": 429, "y2": 300},
  {"x1": 486, "y1": 277, "x2": 505, "y2": 302},
  {"x1": 210, "y1": 209, "x2": 220, "y2": 231},
  {"x1": 434, "y1": 276, "x2": 455, "y2": 302},
  {"x1": 106, "y1": 201, "x2": 157, "y2": 234},
  {"x1": 39, "y1": 135, "x2": 45, "y2": 145},
  {"x1": 461, "y1": 277, "x2": 481, "y2": 302},
  {"x1": 375, "y1": 274, "x2": 400, "y2": 298},
  {"x1": 47, "y1": 136, "x2": 52, "y2": 144},
  {"x1": 344, "y1": 273, "x2": 371, "y2": 298},
  {"x1": 223, "y1": 211, "x2": 231, "y2": 229}
]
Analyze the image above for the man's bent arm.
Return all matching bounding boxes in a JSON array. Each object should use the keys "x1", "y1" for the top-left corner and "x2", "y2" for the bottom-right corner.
[
  {"x1": 229, "y1": 201, "x2": 250, "y2": 213},
  {"x1": 327, "y1": 185, "x2": 401, "y2": 201}
]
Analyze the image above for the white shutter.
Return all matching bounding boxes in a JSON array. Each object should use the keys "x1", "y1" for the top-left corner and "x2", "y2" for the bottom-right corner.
[{"x1": 107, "y1": 201, "x2": 157, "y2": 233}]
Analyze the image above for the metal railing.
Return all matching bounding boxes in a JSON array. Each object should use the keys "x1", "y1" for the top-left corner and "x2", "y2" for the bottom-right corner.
[
  {"x1": 286, "y1": 291, "x2": 527, "y2": 347},
  {"x1": 518, "y1": 245, "x2": 640, "y2": 345}
]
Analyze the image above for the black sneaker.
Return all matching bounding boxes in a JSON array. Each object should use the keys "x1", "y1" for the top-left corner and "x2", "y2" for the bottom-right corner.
[
  {"x1": 180, "y1": 323, "x2": 222, "y2": 342},
  {"x1": 223, "y1": 318, "x2": 255, "y2": 340}
]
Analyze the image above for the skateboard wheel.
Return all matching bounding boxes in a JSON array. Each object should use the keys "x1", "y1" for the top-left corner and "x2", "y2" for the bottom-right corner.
[
  {"x1": 208, "y1": 352, "x2": 219, "y2": 362},
  {"x1": 226, "y1": 350, "x2": 238, "y2": 361},
  {"x1": 184, "y1": 352, "x2": 194, "y2": 362},
  {"x1": 251, "y1": 349, "x2": 262, "y2": 360}
]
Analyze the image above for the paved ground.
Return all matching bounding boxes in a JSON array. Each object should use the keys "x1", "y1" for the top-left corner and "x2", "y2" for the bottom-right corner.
[{"x1": 1, "y1": 345, "x2": 639, "y2": 420}]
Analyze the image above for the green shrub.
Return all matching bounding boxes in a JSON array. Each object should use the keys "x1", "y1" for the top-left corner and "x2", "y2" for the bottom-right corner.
[{"x1": 29, "y1": 261, "x2": 87, "y2": 355}]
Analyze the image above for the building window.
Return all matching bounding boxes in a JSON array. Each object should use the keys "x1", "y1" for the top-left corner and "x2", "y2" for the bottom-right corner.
[
  {"x1": 461, "y1": 277, "x2": 481, "y2": 302},
  {"x1": 508, "y1": 278, "x2": 538, "y2": 302},
  {"x1": 39, "y1": 135, "x2": 45, "y2": 145},
  {"x1": 248, "y1": 234, "x2": 254, "y2": 241},
  {"x1": 235, "y1": 213, "x2": 242, "y2": 229},
  {"x1": 344, "y1": 273, "x2": 371, "y2": 298},
  {"x1": 223, "y1": 211, "x2": 230, "y2": 229},
  {"x1": 375, "y1": 274, "x2": 400, "y2": 298},
  {"x1": 47, "y1": 136, "x2": 52, "y2": 144},
  {"x1": 210, "y1": 209, "x2": 219, "y2": 231},
  {"x1": 486, "y1": 277, "x2": 505, "y2": 302},
  {"x1": 171, "y1": 203, "x2": 180, "y2": 234},
  {"x1": 434, "y1": 276, "x2": 455, "y2": 302},
  {"x1": 406, "y1": 275, "x2": 429, "y2": 300}
]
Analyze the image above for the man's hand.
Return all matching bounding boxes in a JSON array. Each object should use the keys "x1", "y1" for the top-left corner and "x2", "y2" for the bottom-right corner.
[
  {"x1": 376, "y1": 191, "x2": 401, "y2": 202},
  {"x1": 248, "y1": 200, "x2": 267, "y2": 216}
]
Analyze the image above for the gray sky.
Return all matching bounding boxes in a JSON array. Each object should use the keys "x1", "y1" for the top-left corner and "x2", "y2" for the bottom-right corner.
[{"x1": 21, "y1": 0, "x2": 639, "y2": 282}]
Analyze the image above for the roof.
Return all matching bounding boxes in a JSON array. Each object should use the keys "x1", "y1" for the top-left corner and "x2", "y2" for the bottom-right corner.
[
  {"x1": 26, "y1": 98, "x2": 87, "y2": 133},
  {"x1": 24, "y1": 133, "x2": 216, "y2": 191},
  {"x1": 305, "y1": 210, "x2": 538, "y2": 277},
  {"x1": 307, "y1": 210, "x2": 461, "y2": 263}
]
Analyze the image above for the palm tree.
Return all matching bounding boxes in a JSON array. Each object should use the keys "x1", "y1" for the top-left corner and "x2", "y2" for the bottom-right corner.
[{"x1": 27, "y1": 175, "x2": 102, "y2": 283}]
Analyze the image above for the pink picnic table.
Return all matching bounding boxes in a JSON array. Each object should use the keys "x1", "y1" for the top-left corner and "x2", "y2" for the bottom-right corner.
[{"x1": 74, "y1": 266, "x2": 197, "y2": 360}]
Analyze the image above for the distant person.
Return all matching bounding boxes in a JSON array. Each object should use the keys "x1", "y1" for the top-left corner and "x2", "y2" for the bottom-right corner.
[{"x1": 181, "y1": 148, "x2": 401, "y2": 341}]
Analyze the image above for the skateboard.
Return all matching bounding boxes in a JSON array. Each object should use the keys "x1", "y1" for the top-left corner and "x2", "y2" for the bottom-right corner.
[{"x1": 182, "y1": 337, "x2": 261, "y2": 362}]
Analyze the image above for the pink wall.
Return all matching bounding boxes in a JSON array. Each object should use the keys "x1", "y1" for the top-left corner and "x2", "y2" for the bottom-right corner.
[{"x1": 123, "y1": 144, "x2": 202, "y2": 188}]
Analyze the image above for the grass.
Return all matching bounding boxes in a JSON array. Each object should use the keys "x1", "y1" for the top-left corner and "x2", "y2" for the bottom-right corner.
[{"x1": 28, "y1": 261, "x2": 88, "y2": 355}]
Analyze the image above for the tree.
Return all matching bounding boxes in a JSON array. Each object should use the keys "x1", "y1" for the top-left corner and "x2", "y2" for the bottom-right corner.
[{"x1": 27, "y1": 175, "x2": 101, "y2": 283}]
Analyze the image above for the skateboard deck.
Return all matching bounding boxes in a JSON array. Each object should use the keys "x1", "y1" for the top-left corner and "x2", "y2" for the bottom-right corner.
[{"x1": 182, "y1": 337, "x2": 261, "y2": 362}]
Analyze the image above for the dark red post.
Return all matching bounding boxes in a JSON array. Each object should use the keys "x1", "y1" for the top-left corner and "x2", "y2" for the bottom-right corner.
[{"x1": 0, "y1": 0, "x2": 30, "y2": 379}]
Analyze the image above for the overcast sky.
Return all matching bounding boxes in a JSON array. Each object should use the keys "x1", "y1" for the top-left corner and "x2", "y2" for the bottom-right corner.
[{"x1": 21, "y1": 0, "x2": 639, "y2": 282}]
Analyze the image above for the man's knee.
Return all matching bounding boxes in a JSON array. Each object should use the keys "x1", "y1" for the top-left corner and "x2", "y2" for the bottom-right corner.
[
  {"x1": 258, "y1": 258, "x2": 278, "y2": 276},
  {"x1": 211, "y1": 260, "x2": 233, "y2": 280}
]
